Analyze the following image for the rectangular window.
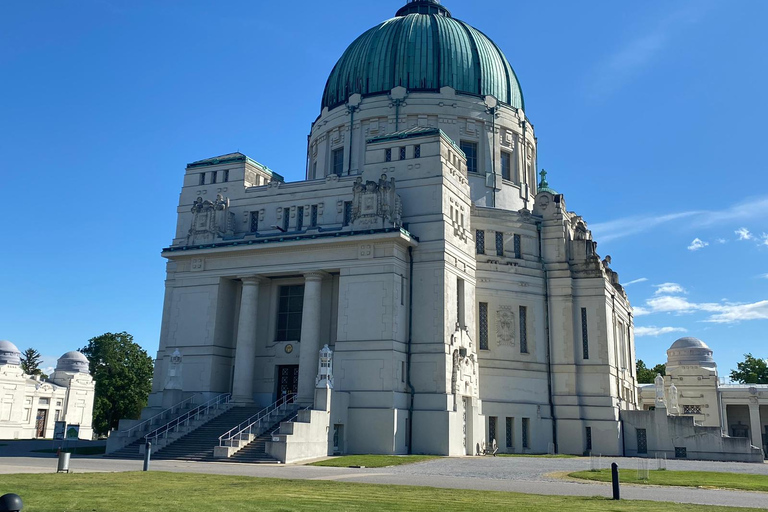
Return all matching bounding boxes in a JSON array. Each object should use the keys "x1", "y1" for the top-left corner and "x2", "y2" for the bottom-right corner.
[
  {"x1": 250, "y1": 212, "x2": 259, "y2": 233},
  {"x1": 296, "y1": 206, "x2": 304, "y2": 231},
  {"x1": 276, "y1": 285, "x2": 305, "y2": 342},
  {"x1": 522, "y1": 418, "x2": 530, "y2": 448},
  {"x1": 343, "y1": 201, "x2": 353, "y2": 227},
  {"x1": 310, "y1": 205, "x2": 318, "y2": 228},
  {"x1": 495, "y1": 231, "x2": 504, "y2": 256},
  {"x1": 586, "y1": 427, "x2": 593, "y2": 452},
  {"x1": 399, "y1": 146, "x2": 406, "y2": 160},
  {"x1": 501, "y1": 151, "x2": 512, "y2": 181},
  {"x1": 332, "y1": 147, "x2": 344, "y2": 176},
  {"x1": 479, "y1": 302, "x2": 489, "y2": 350},
  {"x1": 489, "y1": 416, "x2": 498, "y2": 445},
  {"x1": 282, "y1": 208, "x2": 290, "y2": 232},
  {"x1": 385, "y1": 148, "x2": 392, "y2": 162},
  {"x1": 519, "y1": 306, "x2": 528, "y2": 354},
  {"x1": 199, "y1": 173, "x2": 205, "y2": 186},
  {"x1": 39, "y1": 398, "x2": 49, "y2": 405},
  {"x1": 223, "y1": 170, "x2": 229, "y2": 182},
  {"x1": 581, "y1": 308, "x2": 589, "y2": 360},
  {"x1": 460, "y1": 141, "x2": 478, "y2": 173},
  {"x1": 514, "y1": 234, "x2": 522, "y2": 259},
  {"x1": 211, "y1": 171, "x2": 217, "y2": 184},
  {"x1": 457, "y1": 278, "x2": 465, "y2": 329},
  {"x1": 312, "y1": 161, "x2": 318, "y2": 179},
  {"x1": 400, "y1": 275, "x2": 405, "y2": 306},
  {"x1": 506, "y1": 417, "x2": 514, "y2": 448},
  {"x1": 414, "y1": 145, "x2": 421, "y2": 158},
  {"x1": 475, "y1": 230, "x2": 485, "y2": 254}
]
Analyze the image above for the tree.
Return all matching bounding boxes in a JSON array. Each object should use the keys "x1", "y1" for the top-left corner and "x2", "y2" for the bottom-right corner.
[
  {"x1": 80, "y1": 332, "x2": 154, "y2": 435},
  {"x1": 730, "y1": 353, "x2": 768, "y2": 384},
  {"x1": 636, "y1": 359, "x2": 666, "y2": 384},
  {"x1": 20, "y1": 348, "x2": 48, "y2": 379}
]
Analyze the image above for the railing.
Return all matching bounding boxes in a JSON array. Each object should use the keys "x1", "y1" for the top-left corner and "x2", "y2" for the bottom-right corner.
[
  {"x1": 123, "y1": 394, "x2": 199, "y2": 437},
  {"x1": 145, "y1": 393, "x2": 232, "y2": 444},
  {"x1": 219, "y1": 394, "x2": 296, "y2": 447}
]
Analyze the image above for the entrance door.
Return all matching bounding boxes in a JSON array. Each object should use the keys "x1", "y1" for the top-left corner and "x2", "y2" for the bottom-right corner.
[
  {"x1": 277, "y1": 365, "x2": 299, "y2": 401},
  {"x1": 35, "y1": 409, "x2": 48, "y2": 438}
]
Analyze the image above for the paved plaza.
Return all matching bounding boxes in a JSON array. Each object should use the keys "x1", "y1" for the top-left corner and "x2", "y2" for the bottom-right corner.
[{"x1": 1, "y1": 445, "x2": 766, "y2": 509}]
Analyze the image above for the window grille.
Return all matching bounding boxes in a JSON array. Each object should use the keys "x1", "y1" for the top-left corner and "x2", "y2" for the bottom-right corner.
[
  {"x1": 519, "y1": 306, "x2": 528, "y2": 353},
  {"x1": 476, "y1": 230, "x2": 485, "y2": 254},
  {"x1": 399, "y1": 146, "x2": 406, "y2": 160},
  {"x1": 296, "y1": 206, "x2": 304, "y2": 231},
  {"x1": 414, "y1": 145, "x2": 421, "y2": 158},
  {"x1": 311, "y1": 205, "x2": 318, "y2": 228},
  {"x1": 276, "y1": 285, "x2": 305, "y2": 342},
  {"x1": 460, "y1": 141, "x2": 478, "y2": 173},
  {"x1": 514, "y1": 234, "x2": 522, "y2": 259},
  {"x1": 250, "y1": 212, "x2": 259, "y2": 233},
  {"x1": 581, "y1": 308, "x2": 589, "y2": 360},
  {"x1": 343, "y1": 201, "x2": 353, "y2": 226},
  {"x1": 385, "y1": 148, "x2": 392, "y2": 162},
  {"x1": 496, "y1": 232, "x2": 504, "y2": 256},
  {"x1": 479, "y1": 302, "x2": 489, "y2": 350},
  {"x1": 522, "y1": 418, "x2": 530, "y2": 448},
  {"x1": 506, "y1": 417, "x2": 514, "y2": 448}
]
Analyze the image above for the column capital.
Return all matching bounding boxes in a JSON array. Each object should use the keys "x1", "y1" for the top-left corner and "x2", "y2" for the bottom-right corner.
[
  {"x1": 239, "y1": 276, "x2": 266, "y2": 286},
  {"x1": 304, "y1": 271, "x2": 329, "y2": 282}
]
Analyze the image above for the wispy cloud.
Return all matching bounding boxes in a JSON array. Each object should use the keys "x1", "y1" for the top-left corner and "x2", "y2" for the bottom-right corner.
[
  {"x1": 587, "y1": 2, "x2": 713, "y2": 98},
  {"x1": 716, "y1": 238, "x2": 727, "y2": 244},
  {"x1": 688, "y1": 238, "x2": 708, "y2": 251},
  {"x1": 624, "y1": 277, "x2": 648, "y2": 287},
  {"x1": 654, "y1": 283, "x2": 686, "y2": 295},
  {"x1": 706, "y1": 301, "x2": 768, "y2": 324},
  {"x1": 633, "y1": 306, "x2": 651, "y2": 316},
  {"x1": 590, "y1": 196, "x2": 768, "y2": 243},
  {"x1": 736, "y1": 227, "x2": 754, "y2": 241},
  {"x1": 638, "y1": 293, "x2": 768, "y2": 324},
  {"x1": 759, "y1": 273, "x2": 768, "y2": 280},
  {"x1": 635, "y1": 326, "x2": 687, "y2": 337}
]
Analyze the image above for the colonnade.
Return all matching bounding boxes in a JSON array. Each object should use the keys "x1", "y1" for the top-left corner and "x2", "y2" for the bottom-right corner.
[{"x1": 231, "y1": 271, "x2": 327, "y2": 404}]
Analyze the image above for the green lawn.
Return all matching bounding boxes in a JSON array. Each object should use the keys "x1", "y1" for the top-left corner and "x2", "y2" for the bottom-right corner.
[
  {"x1": 570, "y1": 469, "x2": 768, "y2": 493},
  {"x1": 0, "y1": 472, "x2": 761, "y2": 512},
  {"x1": 498, "y1": 453, "x2": 579, "y2": 459},
  {"x1": 309, "y1": 455, "x2": 439, "y2": 467},
  {"x1": 30, "y1": 446, "x2": 106, "y2": 456}
]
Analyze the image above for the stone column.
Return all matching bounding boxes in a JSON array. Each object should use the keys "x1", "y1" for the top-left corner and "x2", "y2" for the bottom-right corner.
[
  {"x1": 749, "y1": 400, "x2": 762, "y2": 449},
  {"x1": 297, "y1": 271, "x2": 325, "y2": 403},
  {"x1": 231, "y1": 277, "x2": 264, "y2": 403}
]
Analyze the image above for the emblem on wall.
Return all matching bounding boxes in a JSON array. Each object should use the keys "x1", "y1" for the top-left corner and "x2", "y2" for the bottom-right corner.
[
  {"x1": 497, "y1": 306, "x2": 515, "y2": 347},
  {"x1": 350, "y1": 174, "x2": 402, "y2": 229},
  {"x1": 187, "y1": 194, "x2": 235, "y2": 245}
]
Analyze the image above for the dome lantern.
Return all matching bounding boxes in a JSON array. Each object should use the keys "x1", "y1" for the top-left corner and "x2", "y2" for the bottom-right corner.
[{"x1": 396, "y1": 0, "x2": 451, "y2": 17}]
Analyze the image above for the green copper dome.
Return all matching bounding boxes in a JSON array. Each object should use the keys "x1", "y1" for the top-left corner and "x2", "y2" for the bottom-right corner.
[{"x1": 321, "y1": 0, "x2": 524, "y2": 111}]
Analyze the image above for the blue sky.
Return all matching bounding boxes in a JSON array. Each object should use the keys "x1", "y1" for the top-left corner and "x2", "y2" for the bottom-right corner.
[{"x1": 1, "y1": 0, "x2": 766, "y2": 377}]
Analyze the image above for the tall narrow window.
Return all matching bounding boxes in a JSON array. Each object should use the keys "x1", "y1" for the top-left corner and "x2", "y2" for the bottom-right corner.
[
  {"x1": 312, "y1": 161, "x2": 318, "y2": 179},
  {"x1": 522, "y1": 418, "x2": 530, "y2": 448},
  {"x1": 581, "y1": 308, "x2": 589, "y2": 360},
  {"x1": 460, "y1": 141, "x2": 478, "y2": 173},
  {"x1": 296, "y1": 206, "x2": 304, "y2": 230},
  {"x1": 514, "y1": 234, "x2": 522, "y2": 259},
  {"x1": 479, "y1": 302, "x2": 489, "y2": 350},
  {"x1": 282, "y1": 208, "x2": 290, "y2": 232},
  {"x1": 249, "y1": 212, "x2": 259, "y2": 233},
  {"x1": 276, "y1": 284, "x2": 305, "y2": 342},
  {"x1": 399, "y1": 146, "x2": 406, "y2": 160},
  {"x1": 457, "y1": 278, "x2": 465, "y2": 329},
  {"x1": 343, "y1": 201, "x2": 353, "y2": 226},
  {"x1": 414, "y1": 145, "x2": 421, "y2": 158},
  {"x1": 506, "y1": 417, "x2": 514, "y2": 448},
  {"x1": 586, "y1": 427, "x2": 593, "y2": 451},
  {"x1": 310, "y1": 205, "x2": 318, "y2": 228},
  {"x1": 223, "y1": 170, "x2": 229, "y2": 182},
  {"x1": 476, "y1": 230, "x2": 485, "y2": 254},
  {"x1": 385, "y1": 148, "x2": 392, "y2": 162},
  {"x1": 489, "y1": 416, "x2": 498, "y2": 445},
  {"x1": 211, "y1": 171, "x2": 217, "y2": 184},
  {"x1": 495, "y1": 232, "x2": 504, "y2": 256},
  {"x1": 501, "y1": 151, "x2": 512, "y2": 181},
  {"x1": 332, "y1": 148, "x2": 344, "y2": 176},
  {"x1": 519, "y1": 306, "x2": 528, "y2": 354},
  {"x1": 199, "y1": 173, "x2": 205, "y2": 185}
]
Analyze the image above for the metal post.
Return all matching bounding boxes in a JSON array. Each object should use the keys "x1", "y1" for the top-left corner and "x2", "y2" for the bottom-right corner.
[
  {"x1": 143, "y1": 441, "x2": 152, "y2": 472},
  {"x1": 611, "y1": 462, "x2": 620, "y2": 500}
]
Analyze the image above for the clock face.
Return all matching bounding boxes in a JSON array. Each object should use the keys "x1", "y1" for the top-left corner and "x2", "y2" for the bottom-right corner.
[{"x1": 285, "y1": 344, "x2": 293, "y2": 354}]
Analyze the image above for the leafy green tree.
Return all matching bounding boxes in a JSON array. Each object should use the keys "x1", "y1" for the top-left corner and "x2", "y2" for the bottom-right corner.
[
  {"x1": 636, "y1": 360, "x2": 666, "y2": 384},
  {"x1": 20, "y1": 348, "x2": 48, "y2": 379},
  {"x1": 80, "y1": 332, "x2": 154, "y2": 435},
  {"x1": 730, "y1": 353, "x2": 768, "y2": 384}
]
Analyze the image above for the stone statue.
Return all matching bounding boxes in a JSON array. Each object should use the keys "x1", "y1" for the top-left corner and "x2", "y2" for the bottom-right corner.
[
  {"x1": 316, "y1": 344, "x2": 334, "y2": 389},
  {"x1": 164, "y1": 349, "x2": 183, "y2": 390},
  {"x1": 188, "y1": 194, "x2": 235, "y2": 245},
  {"x1": 669, "y1": 382, "x2": 680, "y2": 414},
  {"x1": 654, "y1": 373, "x2": 665, "y2": 406},
  {"x1": 349, "y1": 174, "x2": 403, "y2": 229}
]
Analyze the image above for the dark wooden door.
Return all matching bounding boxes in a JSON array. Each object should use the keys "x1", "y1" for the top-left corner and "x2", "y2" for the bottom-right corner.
[
  {"x1": 35, "y1": 409, "x2": 47, "y2": 438},
  {"x1": 277, "y1": 365, "x2": 299, "y2": 401}
]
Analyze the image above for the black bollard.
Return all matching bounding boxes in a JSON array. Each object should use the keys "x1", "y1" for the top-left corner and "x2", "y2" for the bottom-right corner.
[
  {"x1": 611, "y1": 462, "x2": 620, "y2": 500},
  {"x1": 143, "y1": 441, "x2": 151, "y2": 472},
  {"x1": 0, "y1": 493, "x2": 23, "y2": 512}
]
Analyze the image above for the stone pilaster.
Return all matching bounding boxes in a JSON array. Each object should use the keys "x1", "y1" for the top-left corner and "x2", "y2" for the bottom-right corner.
[
  {"x1": 232, "y1": 276, "x2": 264, "y2": 403},
  {"x1": 749, "y1": 400, "x2": 762, "y2": 449},
  {"x1": 297, "y1": 271, "x2": 326, "y2": 403}
]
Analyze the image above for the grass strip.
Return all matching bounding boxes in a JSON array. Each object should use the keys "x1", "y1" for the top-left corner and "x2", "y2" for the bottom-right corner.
[
  {"x1": 309, "y1": 455, "x2": 439, "y2": 467},
  {"x1": 498, "y1": 454, "x2": 579, "y2": 459},
  {"x1": 569, "y1": 469, "x2": 768, "y2": 493},
  {"x1": 0, "y1": 472, "x2": 761, "y2": 512}
]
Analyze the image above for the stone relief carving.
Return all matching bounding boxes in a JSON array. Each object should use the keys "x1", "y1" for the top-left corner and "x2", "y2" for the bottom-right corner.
[
  {"x1": 187, "y1": 194, "x2": 235, "y2": 245},
  {"x1": 449, "y1": 325, "x2": 479, "y2": 404},
  {"x1": 655, "y1": 373, "x2": 666, "y2": 406},
  {"x1": 350, "y1": 174, "x2": 402, "y2": 229},
  {"x1": 496, "y1": 306, "x2": 515, "y2": 347},
  {"x1": 164, "y1": 349, "x2": 183, "y2": 391}
]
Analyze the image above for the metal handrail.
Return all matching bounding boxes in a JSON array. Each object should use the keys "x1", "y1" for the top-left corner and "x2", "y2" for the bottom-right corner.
[
  {"x1": 218, "y1": 393, "x2": 297, "y2": 446},
  {"x1": 145, "y1": 393, "x2": 232, "y2": 444},
  {"x1": 123, "y1": 394, "x2": 199, "y2": 437}
]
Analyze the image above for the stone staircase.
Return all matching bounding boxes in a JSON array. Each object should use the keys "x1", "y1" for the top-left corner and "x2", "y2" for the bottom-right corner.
[{"x1": 221, "y1": 417, "x2": 289, "y2": 464}]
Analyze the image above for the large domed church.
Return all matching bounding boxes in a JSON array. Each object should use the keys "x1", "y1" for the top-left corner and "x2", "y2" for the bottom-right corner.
[{"x1": 118, "y1": 0, "x2": 640, "y2": 459}]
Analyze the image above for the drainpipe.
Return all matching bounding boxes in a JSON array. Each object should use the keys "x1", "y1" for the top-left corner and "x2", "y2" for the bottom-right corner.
[
  {"x1": 537, "y1": 222, "x2": 558, "y2": 453},
  {"x1": 491, "y1": 108, "x2": 498, "y2": 208},
  {"x1": 406, "y1": 246, "x2": 416, "y2": 454},
  {"x1": 347, "y1": 105, "x2": 359, "y2": 175}
]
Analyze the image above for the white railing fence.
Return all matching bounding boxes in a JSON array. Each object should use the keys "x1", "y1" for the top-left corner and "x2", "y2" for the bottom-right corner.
[
  {"x1": 144, "y1": 393, "x2": 232, "y2": 445},
  {"x1": 123, "y1": 394, "x2": 200, "y2": 438},
  {"x1": 219, "y1": 393, "x2": 297, "y2": 447}
]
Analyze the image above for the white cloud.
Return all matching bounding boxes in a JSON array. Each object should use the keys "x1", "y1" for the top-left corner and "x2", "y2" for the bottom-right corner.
[
  {"x1": 654, "y1": 283, "x2": 686, "y2": 295},
  {"x1": 759, "y1": 273, "x2": 768, "y2": 280},
  {"x1": 632, "y1": 306, "x2": 651, "y2": 316},
  {"x1": 706, "y1": 301, "x2": 768, "y2": 324},
  {"x1": 590, "y1": 196, "x2": 768, "y2": 243},
  {"x1": 761, "y1": 234, "x2": 768, "y2": 247},
  {"x1": 624, "y1": 277, "x2": 648, "y2": 287},
  {"x1": 716, "y1": 238, "x2": 727, "y2": 244},
  {"x1": 639, "y1": 292, "x2": 768, "y2": 325},
  {"x1": 634, "y1": 326, "x2": 687, "y2": 337},
  {"x1": 736, "y1": 227, "x2": 754, "y2": 241},
  {"x1": 688, "y1": 238, "x2": 708, "y2": 251}
]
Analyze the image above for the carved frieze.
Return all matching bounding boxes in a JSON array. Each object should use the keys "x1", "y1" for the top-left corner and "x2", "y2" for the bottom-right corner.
[
  {"x1": 350, "y1": 174, "x2": 402, "y2": 229},
  {"x1": 187, "y1": 194, "x2": 235, "y2": 245},
  {"x1": 497, "y1": 306, "x2": 515, "y2": 347}
]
